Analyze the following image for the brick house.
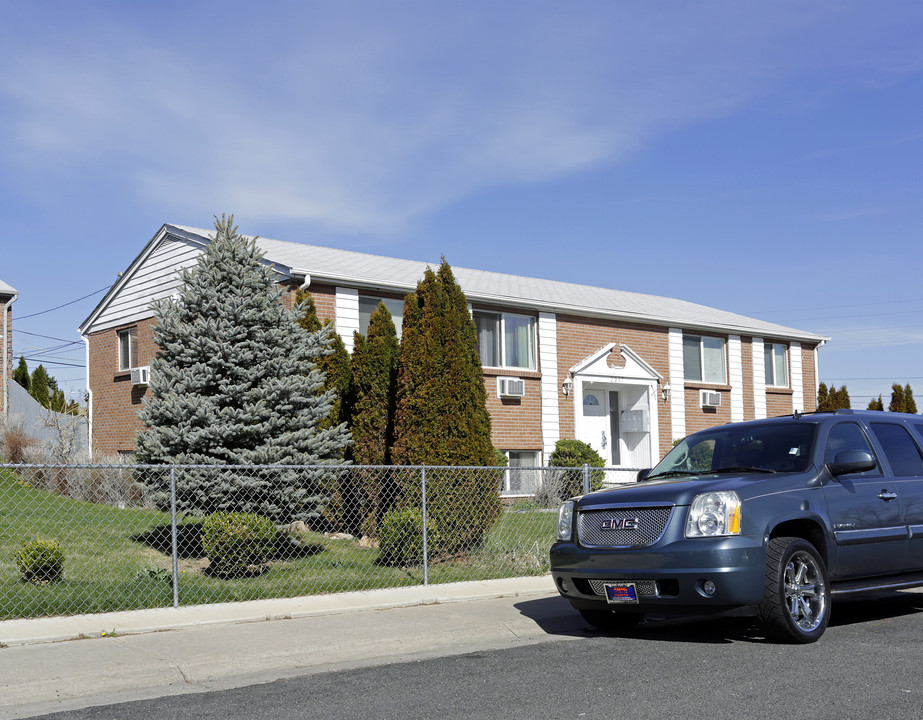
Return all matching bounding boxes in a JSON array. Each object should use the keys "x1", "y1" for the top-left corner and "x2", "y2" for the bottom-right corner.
[
  {"x1": 1, "y1": 278, "x2": 18, "y2": 417},
  {"x1": 79, "y1": 224, "x2": 828, "y2": 484}
]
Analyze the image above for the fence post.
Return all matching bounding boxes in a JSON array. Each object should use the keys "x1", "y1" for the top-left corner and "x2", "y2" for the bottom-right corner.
[
  {"x1": 421, "y1": 465, "x2": 429, "y2": 587},
  {"x1": 170, "y1": 465, "x2": 179, "y2": 608},
  {"x1": 582, "y1": 463, "x2": 590, "y2": 494}
]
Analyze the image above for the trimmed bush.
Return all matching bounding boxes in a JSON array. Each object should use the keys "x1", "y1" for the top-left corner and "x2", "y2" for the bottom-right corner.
[
  {"x1": 377, "y1": 507, "x2": 428, "y2": 567},
  {"x1": 201, "y1": 512, "x2": 278, "y2": 578},
  {"x1": 549, "y1": 439, "x2": 606, "y2": 497},
  {"x1": 16, "y1": 538, "x2": 65, "y2": 584}
]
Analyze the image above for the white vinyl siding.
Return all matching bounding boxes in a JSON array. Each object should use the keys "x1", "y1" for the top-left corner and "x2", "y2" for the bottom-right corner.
[
  {"x1": 752, "y1": 338, "x2": 767, "y2": 419},
  {"x1": 790, "y1": 342, "x2": 804, "y2": 412},
  {"x1": 539, "y1": 312, "x2": 560, "y2": 457},
  {"x1": 728, "y1": 335, "x2": 744, "y2": 422},
  {"x1": 668, "y1": 328, "x2": 686, "y2": 440},
  {"x1": 335, "y1": 287, "x2": 360, "y2": 354},
  {"x1": 91, "y1": 237, "x2": 203, "y2": 333}
]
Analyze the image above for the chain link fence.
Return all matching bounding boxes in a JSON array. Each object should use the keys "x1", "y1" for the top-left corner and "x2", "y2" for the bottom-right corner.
[{"x1": 0, "y1": 462, "x2": 639, "y2": 620}]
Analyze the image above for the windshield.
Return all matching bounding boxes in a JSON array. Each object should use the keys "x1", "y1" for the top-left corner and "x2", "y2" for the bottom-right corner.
[{"x1": 649, "y1": 422, "x2": 817, "y2": 478}]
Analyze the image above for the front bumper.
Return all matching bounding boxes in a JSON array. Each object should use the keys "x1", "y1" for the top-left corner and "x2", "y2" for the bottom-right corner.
[{"x1": 550, "y1": 533, "x2": 766, "y2": 612}]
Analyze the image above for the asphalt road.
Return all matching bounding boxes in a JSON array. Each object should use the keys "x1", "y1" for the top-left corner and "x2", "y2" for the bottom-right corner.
[{"x1": 29, "y1": 591, "x2": 923, "y2": 720}]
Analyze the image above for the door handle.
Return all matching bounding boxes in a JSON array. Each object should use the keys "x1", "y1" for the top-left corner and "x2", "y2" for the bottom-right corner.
[{"x1": 878, "y1": 490, "x2": 898, "y2": 501}]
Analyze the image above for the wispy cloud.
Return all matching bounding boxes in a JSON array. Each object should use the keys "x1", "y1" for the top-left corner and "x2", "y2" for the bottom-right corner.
[{"x1": 1, "y1": 1, "x2": 920, "y2": 232}]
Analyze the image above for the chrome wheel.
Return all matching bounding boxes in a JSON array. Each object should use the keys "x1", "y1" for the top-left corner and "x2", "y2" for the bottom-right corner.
[
  {"x1": 759, "y1": 536, "x2": 830, "y2": 643},
  {"x1": 783, "y1": 550, "x2": 826, "y2": 632}
]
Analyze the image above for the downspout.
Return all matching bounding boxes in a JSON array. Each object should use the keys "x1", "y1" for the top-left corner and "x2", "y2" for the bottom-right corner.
[
  {"x1": 3, "y1": 290, "x2": 19, "y2": 416},
  {"x1": 82, "y1": 334, "x2": 93, "y2": 457}
]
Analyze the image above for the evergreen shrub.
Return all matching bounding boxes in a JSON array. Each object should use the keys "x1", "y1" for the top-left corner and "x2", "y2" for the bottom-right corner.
[
  {"x1": 549, "y1": 439, "x2": 606, "y2": 497},
  {"x1": 377, "y1": 507, "x2": 428, "y2": 566},
  {"x1": 16, "y1": 538, "x2": 65, "y2": 584},
  {"x1": 201, "y1": 512, "x2": 278, "y2": 578}
]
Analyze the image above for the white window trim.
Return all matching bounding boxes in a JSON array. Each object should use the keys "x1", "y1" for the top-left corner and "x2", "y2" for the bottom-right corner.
[
  {"x1": 117, "y1": 327, "x2": 137, "y2": 371},
  {"x1": 764, "y1": 342, "x2": 790, "y2": 388},
  {"x1": 474, "y1": 310, "x2": 537, "y2": 371},
  {"x1": 499, "y1": 449, "x2": 543, "y2": 495},
  {"x1": 683, "y1": 334, "x2": 727, "y2": 384}
]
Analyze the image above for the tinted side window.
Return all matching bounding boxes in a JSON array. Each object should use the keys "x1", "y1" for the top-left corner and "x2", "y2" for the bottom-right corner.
[
  {"x1": 870, "y1": 423, "x2": 923, "y2": 477},
  {"x1": 825, "y1": 422, "x2": 879, "y2": 476}
]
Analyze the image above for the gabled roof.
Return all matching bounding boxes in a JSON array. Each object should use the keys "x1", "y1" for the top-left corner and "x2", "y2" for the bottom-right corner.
[
  {"x1": 81, "y1": 223, "x2": 828, "y2": 343},
  {"x1": 0, "y1": 279, "x2": 17, "y2": 298}
]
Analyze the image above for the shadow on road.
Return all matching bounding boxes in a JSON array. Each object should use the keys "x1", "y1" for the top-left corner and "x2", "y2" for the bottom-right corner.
[{"x1": 514, "y1": 589, "x2": 923, "y2": 645}]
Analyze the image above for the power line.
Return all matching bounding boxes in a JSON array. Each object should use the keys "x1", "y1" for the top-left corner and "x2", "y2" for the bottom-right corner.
[
  {"x1": 15, "y1": 329, "x2": 83, "y2": 345},
  {"x1": 16, "y1": 285, "x2": 111, "y2": 320},
  {"x1": 749, "y1": 297, "x2": 923, "y2": 315}
]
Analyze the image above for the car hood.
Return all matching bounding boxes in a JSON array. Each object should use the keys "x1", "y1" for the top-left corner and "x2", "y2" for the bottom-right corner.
[{"x1": 576, "y1": 473, "x2": 782, "y2": 508}]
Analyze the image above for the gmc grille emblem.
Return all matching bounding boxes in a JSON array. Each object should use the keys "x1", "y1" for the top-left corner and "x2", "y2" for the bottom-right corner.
[{"x1": 601, "y1": 518, "x2": 639, "y2": 530}]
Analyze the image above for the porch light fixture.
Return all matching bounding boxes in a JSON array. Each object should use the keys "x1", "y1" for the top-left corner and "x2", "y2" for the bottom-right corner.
[
  {"x1": 661, "y1": 383, "x2": 671, "y2": 402},
  {"x1": 562, "y1": 377, "x2": 573, "y2": 396}
]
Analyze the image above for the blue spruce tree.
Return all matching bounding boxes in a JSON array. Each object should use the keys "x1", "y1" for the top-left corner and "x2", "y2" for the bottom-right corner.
[{"x1": 136, "y1": 215, "x2": 350, "y2": 522}]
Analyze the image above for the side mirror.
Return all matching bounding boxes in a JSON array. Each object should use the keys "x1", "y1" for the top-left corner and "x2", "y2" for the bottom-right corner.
[
  {"x1": 827, "y1": 450, "x2": 876, "y2": 477},
  {"x1": 637, "y1": 468, "x2": 651, "y2": 482}
]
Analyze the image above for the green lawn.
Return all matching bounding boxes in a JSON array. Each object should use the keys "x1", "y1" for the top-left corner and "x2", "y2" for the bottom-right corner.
[{"x1": 0, "y1": 470, "x2": 556, "y2": 620}]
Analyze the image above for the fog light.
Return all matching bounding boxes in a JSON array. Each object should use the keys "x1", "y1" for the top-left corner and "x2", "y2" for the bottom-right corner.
[
  {"x1": 557, "y1": 577, "x2": 569, "y2": 594},
  {"x1": 702, "y1": 580, "x2": 716, "y2": 597}
]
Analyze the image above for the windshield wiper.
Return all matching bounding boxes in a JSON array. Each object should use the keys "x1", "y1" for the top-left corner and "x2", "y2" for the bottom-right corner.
[
  {"x1": 645, "y1": 469, "x2": 709, "y2": 480},
  {"x1": 708, "y1": 466, "x2": 776, "y2": 474}
]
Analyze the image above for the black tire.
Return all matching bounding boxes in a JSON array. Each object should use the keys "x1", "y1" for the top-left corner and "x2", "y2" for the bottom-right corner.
[
  {"x1": 758, "y1": 536, "x2": 830, "y2": 643},
  {"x1": 579, "y1": 607, "x2": 644, "y2": 631}
]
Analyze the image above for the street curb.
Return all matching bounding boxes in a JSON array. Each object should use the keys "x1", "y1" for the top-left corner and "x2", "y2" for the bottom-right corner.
[{"x1": 0, "y1": 575, "x2": 556, "y2": 647}]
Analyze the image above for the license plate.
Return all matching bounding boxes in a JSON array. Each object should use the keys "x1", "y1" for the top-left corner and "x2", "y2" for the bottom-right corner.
[{"x1": 604, "y1": 583, "x2": 639, "y2": 604}]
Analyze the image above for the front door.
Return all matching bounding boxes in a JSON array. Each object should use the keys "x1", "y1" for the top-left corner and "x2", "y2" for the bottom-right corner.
[{"x1": 581, "y1": 386, "x2": 620, "y2": 465}]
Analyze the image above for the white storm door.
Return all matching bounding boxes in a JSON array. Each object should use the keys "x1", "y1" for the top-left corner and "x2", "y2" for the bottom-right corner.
[{"x1": 581, "y1": 387, "x2": 618, "y2": 465}]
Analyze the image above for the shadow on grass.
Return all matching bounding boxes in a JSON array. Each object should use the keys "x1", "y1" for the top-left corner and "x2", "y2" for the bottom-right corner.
[{"x1": 132, "y1": 521, "x2": 325, "y2": 562}]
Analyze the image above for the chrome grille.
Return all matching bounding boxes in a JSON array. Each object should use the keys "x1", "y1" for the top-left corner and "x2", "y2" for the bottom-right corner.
[
  {"x1": 588, "y1": 580, "x2": 658, "y2": 597},
  {"x1": 578, "y1": 505, "x2": 673, "y2": 547}
]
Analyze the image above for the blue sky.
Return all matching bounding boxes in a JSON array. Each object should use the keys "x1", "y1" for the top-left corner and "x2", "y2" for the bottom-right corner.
[{"x1": 1, "y1": 1, "x2": 921, "y2": 407}]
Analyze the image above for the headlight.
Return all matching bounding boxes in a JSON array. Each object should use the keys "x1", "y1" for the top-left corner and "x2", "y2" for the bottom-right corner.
[
  {"x1": 557, "y1": 501, "x2": 575, "y2": 541},
  {"x1": 685, "y1": 491, "x2": 741, "y2": 538}
]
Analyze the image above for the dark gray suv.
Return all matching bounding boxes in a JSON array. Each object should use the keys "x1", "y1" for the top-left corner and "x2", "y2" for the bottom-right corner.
[{"x1": 550, "y1": 410, "x2": 923, "y2": 642}]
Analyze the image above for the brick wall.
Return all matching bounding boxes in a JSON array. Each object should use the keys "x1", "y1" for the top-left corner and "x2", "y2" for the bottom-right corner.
[
  {"x1": 801, "y1": 344, "x2": 818, "y2": 411},
  {"x1": 87, "y1": 319, "x2": 158, "y2": 456},
  {"x1": 554, "y1": 315, "x2": 673, "y2": 458},
  {"x1": 482, "y1": 369, "x2": 543, "y2": 451}
]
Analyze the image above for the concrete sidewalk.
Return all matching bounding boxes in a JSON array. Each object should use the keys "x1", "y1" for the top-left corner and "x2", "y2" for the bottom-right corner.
[{"x1": 0, "y1": 576, "x2": 572, "y2": 719}]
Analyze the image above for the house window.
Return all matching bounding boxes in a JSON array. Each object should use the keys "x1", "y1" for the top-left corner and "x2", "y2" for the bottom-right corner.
[
  {"x1": 764, "y1": 343, "x2": 789, "y2": 387},
  {"x1": 473, "y1": 311, "x2": 536, "y2": 370},
  {"x1": 118, "y1": 328, "x2": 137, "y2": 371},
  {"x1": 500, "y1": 450, "x2": 542, "y2": 494},
  {"x1": 682, "y1": 335, "x2": 726, "y2": 384},
  {"x1": 358, "y1": 296, "x2": 404, "y2": 338}
]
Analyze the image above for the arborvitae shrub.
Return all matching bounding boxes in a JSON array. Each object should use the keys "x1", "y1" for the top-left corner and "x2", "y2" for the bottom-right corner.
[
  {"x1": 201, "y1": 512, "x2": 278, "y2": 578},
  {"x1": 391, "y1": 261, "x2": 500, "y2": 554},
  {"x1": 16, "y1": 538, "x2": 65, "y2": 584}
]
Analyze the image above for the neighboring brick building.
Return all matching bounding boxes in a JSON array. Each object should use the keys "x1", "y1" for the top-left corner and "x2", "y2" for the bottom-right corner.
[
  {"x1": 1, "y1": 278, "x2": 18, "y2": 417},
  {"x1": 79, "y1": 224, "x2": 828, "y2": 485}
]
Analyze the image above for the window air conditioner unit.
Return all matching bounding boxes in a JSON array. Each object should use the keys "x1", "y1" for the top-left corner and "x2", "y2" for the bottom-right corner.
[
  {"x1": 130, "y1": 366, "x2": 151, "y2": 386},
  {"x1": 700, "y1": 389, "x2": 721, "y2": 408},
  {"x1": 497, "y1": 377, "x2": 525, "y2": 399}
]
